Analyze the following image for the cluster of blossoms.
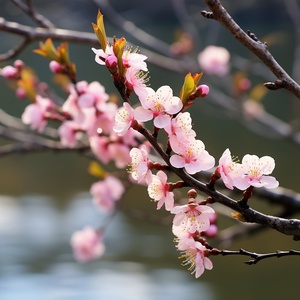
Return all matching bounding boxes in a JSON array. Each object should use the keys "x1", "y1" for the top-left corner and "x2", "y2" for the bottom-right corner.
[
  {"x1": 0, "y1": 11, "x2": 280, "y2": 277},
  {"x1": 216, "y1": 148, "x2": 279, "y2": 190},
  {"x1": 171, "y1": 190, "x2": 216, "y2": 278}
]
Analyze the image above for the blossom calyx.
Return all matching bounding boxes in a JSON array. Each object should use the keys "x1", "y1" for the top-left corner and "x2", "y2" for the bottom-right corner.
[
  {"x1": 113, "y1": 37, "x2": 127, "y2": 77},
  {"x1": 180, "y1": 72, "x2": 203, "y2": 104}
]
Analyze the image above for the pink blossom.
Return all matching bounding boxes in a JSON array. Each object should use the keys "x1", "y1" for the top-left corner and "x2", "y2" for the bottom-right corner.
[
  {"x1": 91, "y1": 176, "x2": 125, "y2": 213},
  {"x1": 70, "y1": 227, "x2": 105, "y2": 262},
  {"x1": 125, "y1": 67, "x2": 148, "y2": 98},
  {"x1": 217, "y1": 148, "x2": 243, "y2": 190},
  {"x1": 197, "y1": 45, "x2": 230, "y2": 76},
  {"x1": 91, "y1": 130, "x2": 133, "y2": 168},
  {"x1": 58, "y1": 121, "x2": 81, "y2": 147},
  {"x1": 61, "y1": 81, "x2": 116, "y2": 138},
  {"x1": 170, "y1": 137, "x2": 215, "y2": 174},
  {"x1": 89, "y1": 135, "x2": 112, "y2": 165},
  {"x1": 113, "y1": 102, "x2": 135, "y2": 136},
  {"x1": 63, "y1": 81, "x2": 109, "y2": 116},
  {"x1": 21, "y1": 95, "x2": 55, "y2": 133},
  {"x1": 92, "y1": 45, "x2": 115, "y2": 66},
  {"x1": 92, "y1": 45, "x2": 148, "y2": 71},
  {"x1": 58, "y1": 121, "x2": 78, "y2": 148},
  {"x1": 122, "y1": 50, "x2": 148, "y2": 72},
  {"x1": 77, "y1": 81, "x2": 109, "y2": 109},
  {"x1": 177, "y1": 237, "x2": 213, "y2": 278},
  {"x1": 115, "y1": 126, "x2": 141, "y2": 148},
  {"x1": 171, "y1": 200, "x2": 215, "y2": 236},
  {"x1": 129, "y1": 145, "x2": 153, "y2": 184},
  {"x1": 234, "y1": 154, "x2": 279, "y2": 190},
  {"x1": 95, "y1": 102, "x2": 118, "y2": 135},
  {"x1": 147, "y1": 170, "x2": 174, "y2": 211},
  {"x1": 62, "y1": 88, "x2": 80, "y2": 117},
  {"x1": 134, "y1": 85, "x2": 183, "y2": 128},
  {"x1": 164, "y1": 112, "x2": 196, "y2": 149},
  {"x1": 107, "y1": 142, "x2": 131, "y2": 168}
]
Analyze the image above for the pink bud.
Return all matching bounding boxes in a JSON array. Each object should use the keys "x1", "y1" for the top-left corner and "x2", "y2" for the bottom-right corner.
[
  {"x1": 208, "y1": 212, "x2": 217, "y2": 224},
  {"x1": 105, "y1": 55, "x2": 118, "y2": 70},
  {"x1": 197, "y1": 84, "x2": 209, "y2": 97},
  {"x1": 1, "y1": 66, "x2": 19, "y2": 79},
  {"x1": 203, "y1": 224, "x2": 218, "y2": 238},
  {"x1": 16, "y1": 87, "x2": 27, "y2": 99},
  {"x1": 49, "y1": 60, "x2": 63, "y2": 73},
  {"x1": 14, "y1": 59, "x2": 24, "y2": 69}
]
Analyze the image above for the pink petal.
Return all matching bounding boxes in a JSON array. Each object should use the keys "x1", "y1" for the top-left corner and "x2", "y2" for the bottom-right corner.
[
  {"x1": 170, "y1": 155, "x2": 185, "y2": 168},
  {"x1": 204, "y1": 257, "x2": 213, "y2": 270},
  {"x1": 153, "y1": 114, "x2": 171, "y2": 128},
  {"x1": 134, "y1": 106, "x2": 153, "y2": 122},
  {"x1": 78, "y1": 93, "x2": 95, "y2": 108}
]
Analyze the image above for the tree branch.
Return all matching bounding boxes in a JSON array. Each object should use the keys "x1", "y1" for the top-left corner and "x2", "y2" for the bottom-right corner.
[
  {"x1": 11, "y1": 0, "x2": 55, "y2": 29},
  {"x1": 202, "y1": 0, "x2": 300, "y2": 99},
  {"x1": 136, "y1": 122, "x2": 300, "y2": 240},
  {"x1": 0, "y1": 141, "x2": 90, "y2": 156},
  {"x1": 217, "y1": 248, "x2": 300, "y2": 265}
]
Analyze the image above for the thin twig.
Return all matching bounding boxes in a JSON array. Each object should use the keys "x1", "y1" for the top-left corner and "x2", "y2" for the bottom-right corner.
[
  {"x1": 203, "y1": 0, "x2": 300, "y2": 99},
  {"x1": 218, "y1": 248, "x2": 300, "y2": 265},
  {"x1": 0, "y1": 17, "x2": 192, "y2": 72},
  {"x1": 136, "y1": 122, "x2": 300, "y2": 240},
  {"x1": 283, "y1": 0, "x2": 300, "y2": 82},
  {"x1": 0, "y1": 141, "x2": 89, "y2": 156},
  {"x1": 11, "y1": 0, "x2": 55, "y2": 28},
  {"x1": 91, "y1": 0, "x2": 171, "y2": 55}
]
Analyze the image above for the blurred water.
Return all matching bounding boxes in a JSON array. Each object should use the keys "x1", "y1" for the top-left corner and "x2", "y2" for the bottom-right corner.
[
  {"x1": 0, "y1": 263, "x2": 214, "y2": 300},
  {"x1": 0, "y1": 195, "x2": 214, "y2": 300}
]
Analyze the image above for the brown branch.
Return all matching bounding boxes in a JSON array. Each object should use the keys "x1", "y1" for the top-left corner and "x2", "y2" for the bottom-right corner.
[
  {"x1": 216, "y1": 248, "x2": 300, "y2": 265},
  {"x1": 0, "y1": 141, "x2": 90, "y2": 156},
  {"x1": 283, "y1": 0, "x2": 300, "y2": 81},
  {"x1": 0, "y1": 17, "x2": 192, "y2": 72},
  {"x1": 91, "y1": 0, "x2": 172, "y2": 55},
  {"x1": 11, "y1": 0, "x2": 55, "y2": 29},
  {"x1": 136, "y1": 123, "x2": 300, "y2": 240},
  {"x1": 202, "y1": 0, "x2": 300, "y2": 99},
  {"x1": 0, "y1": 17, "x2": 97, "y2": 45}
]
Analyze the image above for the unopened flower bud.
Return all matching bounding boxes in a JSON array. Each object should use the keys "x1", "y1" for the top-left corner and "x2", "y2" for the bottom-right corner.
[
  {"x1": 1, "y1": 66, "x2": 19, "y2": 79},
  {"x1": 187, "y1": 189, "x2": 198, "y2": 199},
  {"x1": 196, "y1": 84, "x2": 209, "y2": 97},
  {"x1": 14, "y1": 59, "x2": 25, "y2": 69},
  {"x1": 203, "y1": 224, "x2": 218, "y2": 238},
  {"x1": 49, "y1": 60, "x2": 63, "y2": 73},
  {"x1": 16, "y1": 87, "x2": 27, "y2": 99},
  {"x1": 105, "y1": 55, "x2": 118, "y2": 70}
]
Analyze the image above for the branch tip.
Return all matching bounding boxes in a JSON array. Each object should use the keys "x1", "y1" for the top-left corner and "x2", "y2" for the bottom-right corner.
[
  {"x1": 264, "y1": 80, "x2": 284, "y2": 90},
  {"x1": 201, "y1": 10, "x2": 214, "y2": 19},
  {"x1": 247, "y1": 30, "x2": 259, "y2": 42}
]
